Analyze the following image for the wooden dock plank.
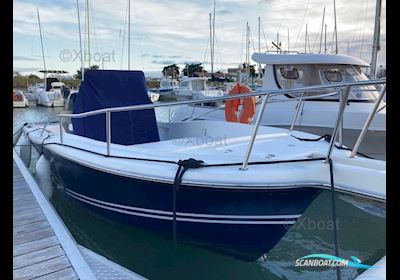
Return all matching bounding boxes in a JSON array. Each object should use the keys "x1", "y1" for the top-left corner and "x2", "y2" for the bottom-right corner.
[
  {"x1": 34, "y1": 267, "x2": 79, "y2": 280},
  {"x1": 13, "y1": 236, "x2": 59, "y2": 257},
  {"x1": 13, "y1": 197, "x2": 38, "y2": 208},
  {"x1": 13, "y1": 245, "x2": 65, "y2": 270},
  {"x1": 13, "y1": 227, "x2": 55, "y2": 246},
  {"x1": 13, "y1": 159, "x2": 80, "y2": 280},
  {"x1": 13, "y1": 220, "x2": 51, "y2": 237},
  {"x1": 13, "y1": 255, "x2": 73, "y2": 280},
  {"x1": 13, "y1": 204, "x2": 41, "y2": 215},
  {"x1": 13, "y1": 209, "x2": 46, "y2": 226}
]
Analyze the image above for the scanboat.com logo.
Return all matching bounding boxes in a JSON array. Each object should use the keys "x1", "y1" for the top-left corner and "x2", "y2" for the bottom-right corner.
[{"x1": 295, "y1": 254, "x2": 383, "y2": 269}]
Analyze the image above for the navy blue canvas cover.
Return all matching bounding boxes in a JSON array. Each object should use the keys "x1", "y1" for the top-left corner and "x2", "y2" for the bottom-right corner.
[{"x1": 72, "y1": 70, "x2": 159, "y2": 145}]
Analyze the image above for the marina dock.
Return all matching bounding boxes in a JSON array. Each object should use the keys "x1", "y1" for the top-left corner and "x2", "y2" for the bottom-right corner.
[{"x1": 13, "y1": 151, "x2": 146, "y2": 280}]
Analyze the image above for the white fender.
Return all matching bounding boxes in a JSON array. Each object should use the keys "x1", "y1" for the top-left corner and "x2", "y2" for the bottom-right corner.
[
  {"x1": 35, "y1": 155, "x2": 53, "y2": 199},
  {"x1": 19, "y1": 133, "x2": 31, "y2": 167}
]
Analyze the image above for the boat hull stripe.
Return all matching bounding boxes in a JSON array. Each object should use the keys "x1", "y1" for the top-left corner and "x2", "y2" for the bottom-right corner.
[{"x1": 66, "y1": 189, "x2": 298, "y2": 225}]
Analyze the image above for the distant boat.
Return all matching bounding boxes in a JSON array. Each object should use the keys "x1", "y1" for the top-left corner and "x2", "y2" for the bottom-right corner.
[
  {"x1": 13, "y1": 89, "x2": 29, "y2": 108},
  {"x1": 159, "y1": 76, "x2": 225, "y2": 102},
  {"x1": 158, "y1": 76, "x2": 179, "y2": 93},
  {"x1": 34, "y1": 76, "x2": 66, "y2": 107}
]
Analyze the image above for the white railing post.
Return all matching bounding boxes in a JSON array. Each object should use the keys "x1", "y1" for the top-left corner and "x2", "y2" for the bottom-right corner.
[
  {"x1": 338, "y1": 89, "x2": 344, "y2": 147},
  {"x1": 325, "y1": 86, "x2": 351, "y2": 162},
  {"x1": 106, "y1": 111, "x2": 111, "y2": 156},
  {"x1": 350, "y1": 84, "x2": 386, "y2": 158},
  {"x1": 290, "y1": 93, "x2": 304, "y2": 131},
  {"x1": 59, "y1": 116, "x2": 63, "y2": 143},
  {"x1": 240, "y1": 94, "x2": 269, "y2": 170}
]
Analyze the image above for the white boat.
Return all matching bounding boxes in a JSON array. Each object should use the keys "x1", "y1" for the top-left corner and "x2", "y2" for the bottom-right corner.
[
  {"x1": 13, "y1": 89, "x2": 29, "y2": 108},
  {"x1": 158, "y1": 76, "x2": 225, "y2": 102},
  {"x1": 35, "y1": 77, "x2": 65, "y2": 107},
  {"x1": 176, "y1": 77, "x2": 225, "y2": 99},
  {"x1": 159, "y1": 76, "x2": 179, "y2": 93},
  {"x1": 20, "y1": 70, "x2": 385, "y2": 261},
  {"x1": 171, "y1": 53, "x2": 386, "y2": 160}
]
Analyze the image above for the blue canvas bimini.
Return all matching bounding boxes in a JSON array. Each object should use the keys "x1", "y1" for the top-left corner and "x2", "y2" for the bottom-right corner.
[{"x1": 72, "y1": 70, "x2": 160, "y2": 145}]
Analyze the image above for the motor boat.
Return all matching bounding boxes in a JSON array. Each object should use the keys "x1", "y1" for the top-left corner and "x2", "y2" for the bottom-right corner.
[
  {"x1": 35, "y1": 77, "x2": 65, "y2": 107},
  {"x1": 13, "y1": 89, "x2": 29, "y2": 108},
  {"x1": 159, "y1": 77, "x2": 225, "y2": 102},
  {"x1": 159, "y1": 76, "x2": 179, "y2": 93},
  {"x1": 20, "y1": 70, "x2": 385, "y2": 261},
  {"x1": 171, "y1": 53, "x2": 386, "y2": 160},
  {"x1": 176, "y1": 76, "x2": 225, "y2": 99}
]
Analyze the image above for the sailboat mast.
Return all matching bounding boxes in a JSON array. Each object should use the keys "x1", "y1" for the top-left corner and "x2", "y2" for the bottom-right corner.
[
  {"x1": 324, "y1": 24, "x2": 327, "y2": 53},
  {"x1": 287, "y1": 28, "x2": 290, "y2": 52},
  {"x1": 319, "y1": 6, "x2": 326, "y2": 53},
  {"x1": 209, "y1": 14, "x2": 213, "y2": 79},
  {"x1": 76, "y1": 0, "x2": 85, "y2": 81},
  {"x1": 128, "y1": 0, "x2": 131, "y2": 70},
  {"x1": 276, "y1": 32, "x2": 279, "y2": 54},
  {"x1": 37, "y1": 9, "x2": 47, "y2": 85},
  {"x1": 370, "y1": 0, "x2": 382, "y2": 79},
  {"x1": 246, "y1": 22, "x2": 250, "y2": 77},
  {"x1": 258, "y1": 17, "x2": 261, "y2": 53},
  {"x1": 211, "y1": 0, "x2": 216, "y2": 80},
  {"x1": 305, "y1": 24, "x2": 307, "y2": 53},
  {"x1": 86, "y1": 0, "x2": 91, "y2": 67},
  {"x1": 258, "y1": 17, "x2": 261, "y2": 82},
  {"x1": 333, "y1": 0, "x2": 338, "y2": 54}
]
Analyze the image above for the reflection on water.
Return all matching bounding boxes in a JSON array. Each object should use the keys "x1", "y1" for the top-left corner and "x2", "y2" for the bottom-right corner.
[{"x1": 14, "y1": 106, "x2": 386, "y2": 280}]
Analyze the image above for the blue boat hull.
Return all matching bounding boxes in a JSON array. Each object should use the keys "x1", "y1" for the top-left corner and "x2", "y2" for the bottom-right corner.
[{"x1": 45, "y1": 149, "x2": 322, "y2": 260}]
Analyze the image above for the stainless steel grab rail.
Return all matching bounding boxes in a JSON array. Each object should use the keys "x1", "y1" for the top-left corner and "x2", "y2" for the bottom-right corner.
[{"x1": 46, "y1": 79, "x2": 385, "y2": 168}]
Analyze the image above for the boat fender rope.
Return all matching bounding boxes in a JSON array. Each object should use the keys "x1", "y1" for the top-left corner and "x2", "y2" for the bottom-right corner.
[
  {"x1": 291, "y1": 134, "x2": 331, "y2": 142},
  {"x1": 328, "y1": 159, "x2": 341, "y2": 280},
  {"x1": 291, "y1": 134, "x2": 374, "y2": 159},
  {"x1": 39, "y1": 135, "x2": 51, "y2": 155},
  {"x1": 172, "y1": 158, "x2": 204, "y2": 248}
]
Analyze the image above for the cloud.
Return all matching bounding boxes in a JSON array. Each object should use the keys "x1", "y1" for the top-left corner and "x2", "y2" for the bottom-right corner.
[
  {"x1": 13, "y1": 0, "x2": 386, "y2": 74},
  {"x1": 151, "y1": 59, "x2": 177, "y2": 65},
  {"x1": 13, "y1": 56, "x2": 40, "y2": 61},
  {"x1": 13, "y1": 67, "x2": 42, "y2": 73}
]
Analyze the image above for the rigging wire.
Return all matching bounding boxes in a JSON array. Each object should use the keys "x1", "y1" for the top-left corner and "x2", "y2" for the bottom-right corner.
[
  {"x1": 276, "y1": 0, "x2": 290, "y2": 35},
  {"x1": 260, "y1": 19, "x2": 269, "y2": 51},
  {"x1": 294, "y1": 0, "x2": 311, "y2": 52},
  {"x1": 240, "y1": 21, "x2": 245, "y2": 64},
  {"x1": 119, "y1": 0, "x2": 128, "y2": 69},
  {"x1": 359, "y1": 0, "x2": 369, "y2": 59}
]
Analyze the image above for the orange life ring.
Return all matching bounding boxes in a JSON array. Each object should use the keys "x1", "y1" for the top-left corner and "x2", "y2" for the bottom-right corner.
[{"x1": 225, "y1": 83, "x2": 256, "y2": 124}]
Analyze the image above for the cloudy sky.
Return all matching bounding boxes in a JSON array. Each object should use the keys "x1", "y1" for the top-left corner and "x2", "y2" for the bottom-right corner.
[{"x1": 13, "y1": 0, "x2": 386, "y2": 78}]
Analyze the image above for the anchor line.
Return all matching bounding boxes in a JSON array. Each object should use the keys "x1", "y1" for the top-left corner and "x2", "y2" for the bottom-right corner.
[{"x1": 328, "y1": 158, "x2": 341, "y2": 280}]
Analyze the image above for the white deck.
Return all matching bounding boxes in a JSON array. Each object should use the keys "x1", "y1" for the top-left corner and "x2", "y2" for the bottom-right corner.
[{"x1": 24, "y1": 120, "x2": 386, "y2": 200}]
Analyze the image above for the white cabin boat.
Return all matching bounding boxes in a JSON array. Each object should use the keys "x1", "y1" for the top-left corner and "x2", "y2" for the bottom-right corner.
[{"x1": 35, "y1": 78, "x2": 65, "y2": 107}]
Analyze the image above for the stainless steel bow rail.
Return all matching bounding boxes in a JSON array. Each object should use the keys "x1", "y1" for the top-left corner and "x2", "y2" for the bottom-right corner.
[{"x1": 40, "y1": 79, "x2": 385, "y2": 170}]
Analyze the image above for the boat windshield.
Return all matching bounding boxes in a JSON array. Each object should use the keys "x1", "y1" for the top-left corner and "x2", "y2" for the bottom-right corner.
[{"x1": 274, "y1": 64, "x2": 379, "y2": 102}]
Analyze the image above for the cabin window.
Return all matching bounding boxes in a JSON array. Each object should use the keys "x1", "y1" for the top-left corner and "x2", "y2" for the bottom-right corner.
[
  {"x1": 274, "y1": 64, "x2": 379, "y2": 102},
  {"x1": 275, "y1": 64, "x2": 323, "y2": 97},
  {"x1": 323, "y1": 70, "x2": 342, "y2": 82},
  {"x1": 280, "y1": 67, "x2": 299, "y2": 79},
  {"x1": 180, "y1": 81, "x2": 189, "y2": 88},
  {"x1": 319, "y1": 65, "x2": 379, "y2": 101}
]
